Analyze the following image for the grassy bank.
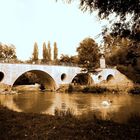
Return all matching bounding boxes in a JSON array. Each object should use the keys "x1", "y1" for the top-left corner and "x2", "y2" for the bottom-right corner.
[
  {"x1": 0, "y1": 106, "x2": 140, "y2": 140},
  {"x1": 65, "y1": 84, "x2": 132, "y2": 94}
]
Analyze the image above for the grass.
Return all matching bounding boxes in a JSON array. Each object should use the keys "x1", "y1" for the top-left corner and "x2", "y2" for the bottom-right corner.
[
  {"x1": 0, "y1": 105, "x2": 140, "y2": 140},
  {"x1": 54, "y1": 108, "x2": 75, "y2": 118}
]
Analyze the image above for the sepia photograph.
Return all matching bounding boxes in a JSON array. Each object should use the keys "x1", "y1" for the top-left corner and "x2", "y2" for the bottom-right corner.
[{"x1": 0, "y1": 0, "x2": 140, "y2": 139}]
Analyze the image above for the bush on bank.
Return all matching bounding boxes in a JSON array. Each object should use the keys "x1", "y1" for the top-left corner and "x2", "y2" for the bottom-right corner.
[
  {"x1": 67, "y1": 84, "x2": 121, "y2": 94},
  {"x1": 129, "y1": 85, "x2": 140, "y2": 94},
  {"x1": 82, "y1": 86, "x2": 108, "y2": 93}
]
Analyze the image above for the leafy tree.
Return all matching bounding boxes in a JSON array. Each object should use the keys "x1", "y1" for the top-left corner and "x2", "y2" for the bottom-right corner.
[
  {"x1": 0, "y1": 43, "x2": 17, "y2": 62},
  {"x1": 47, "y1": 41, "x2": 51, "y2": 61},
  {"x1": 104, "y1": 34, "x2": 132, "y2": 56},
  {"x1": 53, "y1": 42, "x2": 58, "y2": 60},
  {"x1": 70, "y1": 55, "x2": 79, "y2": 64},
  {"x1": 62, "y1": 0, "x2": 140, "y2": 41},
  {"x1": 59, "y1": 54, "x2": 71, "y2": 64},
  {"x1": 61, "y1": 0, "x2": 140, "y2": 82},
  {"x1": 59, "y1": 54, "x2": 79, "y2": 65},
  {"x1": 77, "y1": 37, "x2": 100, "y2": 70},
  {"x1": 103, "y1": 34, "x2": 140, "y2": 68},
  {"x1": 32, "y1": 42, "x2": 39, "y2": 63},
  {"x1": 42, "y1": 42, "x2": 49, "y2": 63}
]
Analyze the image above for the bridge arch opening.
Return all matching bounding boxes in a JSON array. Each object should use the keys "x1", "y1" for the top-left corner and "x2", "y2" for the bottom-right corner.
[
  {"x1": 61, "y1": 73, "x2": 66, "y2": 81},
  {"x1": 13, "y1": 70, "x2": 57, "y2": 91},
  {"x1": 0, "y1": 72, "x2": 4, "y2": 82},
  {"x1": 72, "y1": 73, "x2": 93, "y2": 85},
  {"x1": 106, "y1": 74, "x2": 114, "y2": 82}
]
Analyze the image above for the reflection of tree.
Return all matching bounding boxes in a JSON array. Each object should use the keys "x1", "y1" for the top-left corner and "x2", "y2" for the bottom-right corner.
[
  {"x1": 0, "y1": 95, "x2": 21, "y2": 112},
  {"x1": 13, "y1": 92, "x2": 54, "y2": 113},
  {"x1": 2, "y1": 91, "x2": 139, "y2": 123}
]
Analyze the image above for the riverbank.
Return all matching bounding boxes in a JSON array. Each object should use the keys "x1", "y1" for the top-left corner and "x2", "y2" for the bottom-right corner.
[
  {"x1": 57, "y1": 84, "x2": 139, "y2": 94},
  {"x1": 0, "y1": 82, "x2": 140, "y2": 95},
  {"x1": 0, "y1": 105, "x2": 140, "y2": 140}
]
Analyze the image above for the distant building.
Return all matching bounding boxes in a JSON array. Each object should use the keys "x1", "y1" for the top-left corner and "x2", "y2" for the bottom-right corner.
[{"x1": 100, "y1": 54, "x2": 106, "y2": 69}]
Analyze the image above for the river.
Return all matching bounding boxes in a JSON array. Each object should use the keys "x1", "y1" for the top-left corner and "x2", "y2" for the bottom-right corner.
[{"x1": 0, "y1": 91, "x2": 140, "y2": 123}]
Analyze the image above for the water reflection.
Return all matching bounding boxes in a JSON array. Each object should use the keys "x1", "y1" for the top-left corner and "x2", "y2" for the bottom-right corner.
[{"x1": 0, "y1": 91, "x2": 140, "y2": 122}]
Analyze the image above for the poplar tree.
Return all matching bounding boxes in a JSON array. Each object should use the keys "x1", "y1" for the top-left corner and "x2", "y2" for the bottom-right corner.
[
  {"x1": 32, "y1": 42, "x2": 39, "y2": 63},
  {"x1": 42, "y1": 42, "x2": 48, "y2": 63},
  {"x1": 53, "y1": 42, "x2": 58, "y2": 60},
  {"x1": 47, "y1": 41, "x2": 51, "y2": 61}
]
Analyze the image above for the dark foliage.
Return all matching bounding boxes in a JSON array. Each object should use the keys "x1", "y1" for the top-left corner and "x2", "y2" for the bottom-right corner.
[
  {"x1": 80, "y1": 0, "x2": 140, "y2": 20},
  {"x1": 0, "y1": 106, "x2": 140, "y2": 139},
  {"x1": 83, "y1": 86, "x2": 107, "y2": 93},
  {"x1": 63, "y1": 0, "x2": 140, "y2": 41},
  {"x1": 72, "y1": 73, "x2": 93, "y2": 85},
  {"x1": 129, "y1": 86, "x2": 140, "y2": 94},
  {"x1": 77, "y1": 37, "x2": 100, "y2": 70}
]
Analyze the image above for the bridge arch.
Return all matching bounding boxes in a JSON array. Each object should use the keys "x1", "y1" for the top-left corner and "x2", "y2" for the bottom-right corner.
[
  {"x1": 0, "y1": 71, "x2": 4, "y2": 82},
  {"x1": 106, "y1": 74, "x2": 114, "y2": 82},
  {"x1": 13, "y1": 70, "x2": 57, "y2": 91}
]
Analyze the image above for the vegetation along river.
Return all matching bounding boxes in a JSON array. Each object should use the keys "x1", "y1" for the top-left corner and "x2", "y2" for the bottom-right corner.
[{"x1": 0, "y1": 91, "x2": 140, "y2": 123}]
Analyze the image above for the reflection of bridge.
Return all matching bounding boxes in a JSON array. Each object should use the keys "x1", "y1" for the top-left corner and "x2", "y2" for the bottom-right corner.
[{"x1": 0, "y1": 63, "x2": 81, "y2": 90}]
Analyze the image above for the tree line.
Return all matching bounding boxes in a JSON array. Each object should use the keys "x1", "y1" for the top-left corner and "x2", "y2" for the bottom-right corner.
[
  {"x1": 30, "y1": 38, "x2": 100, "y2": 68},
  {"x1": 31, "y1": 41, "x2": 58, "y2": 64},
  {"x1": 0, "y1": 38, "x2": 100, "y2": 68}
]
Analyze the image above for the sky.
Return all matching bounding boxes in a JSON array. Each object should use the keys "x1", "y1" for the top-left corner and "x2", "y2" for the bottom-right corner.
[{"x1": 0, "y1": 0, "x2": 108, "y2": 60}]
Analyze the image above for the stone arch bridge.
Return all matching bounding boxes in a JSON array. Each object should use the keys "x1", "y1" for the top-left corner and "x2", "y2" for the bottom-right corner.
[{"x1": 0, "y1": 63, "x2": 81, "y2": 90}]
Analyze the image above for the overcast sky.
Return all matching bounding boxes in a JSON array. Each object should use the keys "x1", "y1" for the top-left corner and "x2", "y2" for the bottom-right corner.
[{"x1": 0, "y1": 0, "x2": 108, "y2": 60}]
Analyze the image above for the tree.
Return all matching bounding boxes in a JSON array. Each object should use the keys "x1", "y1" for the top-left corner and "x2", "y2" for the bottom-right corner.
[
  {"x1": 32, "y1": 42, "x2": 39, "y2": 63},
  {"x1": 59, "y1": 54, "x2": 79, "y2": 65},
  {"x1": 53, "y1": 42, "x2": 58, "y2": 60},
  {"x1": 0, "y1": 43, "x2": 17, "y2": 62},
  {"x1": 61, "y1": 0, "x2": 140, "y2": 82},
  {"x1": 59, "y1": 54, "x2": 71, "y2": 64},
  {"x1": 70, "y1": 55, "x2": 79, "y2": 65},
  {"x1": 42, "y1": 42, "x2": 49, "y2": 63},
  {"x1": 106, "y1": 41, "x2": 140, "y2": 67},
  {"x1": 47, "y1": 41, "x2": 51, "y2": 61},
  {"x1": 77, "y1": 37, "x2": 100, "y2": 70},
  {"x1": 62, "y1": 0, "x2": 140, "y2": 41},
  {"x1": 103, "y1": 34, "x2": 131, "y2": 57}
]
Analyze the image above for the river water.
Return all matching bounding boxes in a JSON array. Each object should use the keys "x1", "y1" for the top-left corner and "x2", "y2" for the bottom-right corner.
[{"x1": 0, "y1": 91, "x2": 140, "y2": 123}]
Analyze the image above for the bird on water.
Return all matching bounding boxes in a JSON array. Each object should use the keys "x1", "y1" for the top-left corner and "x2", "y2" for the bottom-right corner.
[{"x1": 101, "y1": 100, "x2": 112, "y2": 106}]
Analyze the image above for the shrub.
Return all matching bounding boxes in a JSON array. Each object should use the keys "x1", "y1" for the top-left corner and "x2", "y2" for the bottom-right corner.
[
  {"x1": 54, "y1": 108, "x2": 74, "y2": 118},
  {"x1": 129, "y1": 86, "x2": 140, "y2": 94},
  {"x1": 83, "y1": 86, "x2": 107, "y2": 93}
]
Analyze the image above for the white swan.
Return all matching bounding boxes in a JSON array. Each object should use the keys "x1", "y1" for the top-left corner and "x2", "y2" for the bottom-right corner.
[{"x1": 101, "y1": 100, "x2": 112, "y2": 106}]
